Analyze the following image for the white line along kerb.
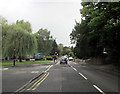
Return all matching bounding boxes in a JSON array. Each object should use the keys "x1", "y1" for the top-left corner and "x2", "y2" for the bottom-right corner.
[
  {"x1": 93, "y1": 85, "x2": 105, "y2": 94},
  {"x1": 79, "y1": 72, "x2": 87, "y2": 80}
]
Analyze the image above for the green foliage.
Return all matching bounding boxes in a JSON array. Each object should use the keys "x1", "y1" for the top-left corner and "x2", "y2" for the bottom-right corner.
[
  {"x1": 2, "y1": 18, "x2": 37, "y2": 60},
  {"x1": 16, "y1": 20, "x2": 32, "y2": 33},
  {"x1": 2, "y1": 17, "x2": 55, "y2": 62},
  {"x1": 5, "y1": 30, "x2": 36, "y2": 57},
  {"x1": 44, "y1": 56, "x2": 53, "y2": 60},
  {"x1": 50, "y1": 40, "x2": 59, "y2": 56},
  {"x1": 1, "y1": 17, "x2": 55, "y2": 62},
  {"x1": 70, "y1": 2, "x2": 120, "y2": 64},
  {"x1": 35, "y1": 28, "x2": 53, "y2": 56},
  {"x1": 0, "y1": 60, "x2": 52, "y2": 65},
  {"x1": 58, "y1": 43, "x2": 63, "y2": 56},
  {"x1": 62, "y1": 46, "x2": 74, "y2": 57}
]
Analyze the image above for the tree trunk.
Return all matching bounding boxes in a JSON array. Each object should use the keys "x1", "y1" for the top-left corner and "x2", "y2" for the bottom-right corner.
[{"x1": 19, "y1": 56, "x2": 22, "y2": 62}]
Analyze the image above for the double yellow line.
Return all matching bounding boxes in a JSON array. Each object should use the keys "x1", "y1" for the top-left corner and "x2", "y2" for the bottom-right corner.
[{"x1": 27, "y1": 72, "x2": 49, "y2": 91}]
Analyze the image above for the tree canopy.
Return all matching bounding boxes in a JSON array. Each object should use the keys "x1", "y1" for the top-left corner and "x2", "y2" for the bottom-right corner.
[
  {"x1": 34, "y1": 28, "x2": 54, "y2": 56},
  {"x1": 1, "y1": 17, "x2": 54, "y2": 61},
  {"x1": 2, "y1": 18, "x2": 37, "y2": 61},
  {"x1": 70, "y1": 2, "x2": 120, "y2": 63}
]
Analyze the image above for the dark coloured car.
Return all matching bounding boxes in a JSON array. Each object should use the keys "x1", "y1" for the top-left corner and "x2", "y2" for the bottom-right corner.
[{"x1": 60, "y1": 57, "x2": 68, "y2": 64}]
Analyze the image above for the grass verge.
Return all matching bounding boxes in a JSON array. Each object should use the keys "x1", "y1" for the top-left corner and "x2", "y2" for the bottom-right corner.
[{"x1": 0, "y1": 60, "x2": 53, "y2": 65}]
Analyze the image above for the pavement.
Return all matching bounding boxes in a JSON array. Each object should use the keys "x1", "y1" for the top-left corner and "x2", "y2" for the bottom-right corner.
[
  {"x1": 77, "y1": 60, "x2": 120, "y2": 76},
  {"x1": 1, "y1": 60, "x2": 120, "y2": 93}
]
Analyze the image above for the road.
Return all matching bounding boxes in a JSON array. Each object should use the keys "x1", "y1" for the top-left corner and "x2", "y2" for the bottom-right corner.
[{"x1": 2, "y1": 61, "x2": 119, "y2": 93}]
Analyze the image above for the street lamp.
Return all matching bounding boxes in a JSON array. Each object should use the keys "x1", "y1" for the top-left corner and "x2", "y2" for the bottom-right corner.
[{"x1": 13, "y1": 48, "x2": 16, "y2": 66}]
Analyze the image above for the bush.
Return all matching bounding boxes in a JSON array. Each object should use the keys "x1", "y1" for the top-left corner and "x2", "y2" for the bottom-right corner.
[{"x1": 45, "y1": 56, "x2": 53, "y2": 60}]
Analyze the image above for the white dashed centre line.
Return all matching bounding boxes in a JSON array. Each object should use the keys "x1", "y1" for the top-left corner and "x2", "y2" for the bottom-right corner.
[
  {"x1": 70, "y1": 65, "x2": 104, "y2": 94},
  {"x1": 93, "y1": 85, "x2": 105, "y2": 94},
  {"x1": 79, "y1": 72, "x2": 87, "y2": 80},
  {"x1": 70, "y1": 66, "x2": 77, "y2": 71},
  {"x1": 73, "y1": 68, "x2": 77, "y2": 71}
]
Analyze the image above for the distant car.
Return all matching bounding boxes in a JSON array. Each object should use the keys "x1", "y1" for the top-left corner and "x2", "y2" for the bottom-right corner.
[
  {"x1": 60, "y1": 57, "x2": 68, "y2": 64},
  {"x1": 34, "y1": 53, "x2": 43, "y2": 60},
  {"x1": 69, "y1": 57, "x2": 73, "y2": 61}
]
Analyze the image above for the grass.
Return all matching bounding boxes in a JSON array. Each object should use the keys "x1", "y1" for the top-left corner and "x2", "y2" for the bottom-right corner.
[{"x1": 0, "y1": 60, "x2": 53, "y2": 65}]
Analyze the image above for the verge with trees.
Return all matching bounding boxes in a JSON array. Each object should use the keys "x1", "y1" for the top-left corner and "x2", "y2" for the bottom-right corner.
[
  {"x1": 70, "y1": 2, "x2": 120, "y2": 64},
  {"x1": 1, "y1": 17, "x2": 55, "y2": 63}
]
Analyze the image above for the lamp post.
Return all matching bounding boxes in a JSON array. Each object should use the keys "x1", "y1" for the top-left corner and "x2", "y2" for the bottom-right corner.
[{"x1": 13, "y1": 48, "x2": 16, "y2": 66}]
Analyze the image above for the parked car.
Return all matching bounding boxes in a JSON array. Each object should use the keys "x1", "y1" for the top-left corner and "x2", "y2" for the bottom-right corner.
[
  {"x1": 69, "y1": 57, "x2": 73, "y2": 61},
  {"x1": 34, "y1": 53, "x2": 43, "y2": 60},
  {"x1": 60, "y1": 57, "x2": 68, "y2": 64}
]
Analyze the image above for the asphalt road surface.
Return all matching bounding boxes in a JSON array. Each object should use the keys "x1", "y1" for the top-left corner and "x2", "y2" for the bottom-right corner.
[{"x1": 2, "y1": 61, "x2": 119, "y2": 93}]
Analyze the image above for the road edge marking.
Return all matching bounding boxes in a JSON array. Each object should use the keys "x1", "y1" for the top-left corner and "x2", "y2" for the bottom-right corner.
[
  {"x1": 73, "y1": 68, "x2": 77, "y2": 71},
  {"x1": 70, "y1": 66, "x2": 77, "y2": 71},
  {"x1": 93, "y1": 85, "x2": 105, "y2": 94},
  {"x1": 79, "y1": 72, "x2": 87, "y2": 80}
]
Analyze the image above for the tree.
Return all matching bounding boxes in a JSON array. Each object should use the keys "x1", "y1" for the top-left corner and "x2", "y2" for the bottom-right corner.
[
  {"x1": 2, "y1": 19, "x2": 37, "y2": 62},
  {"x1": 50, "y1": 40, "x2": 59, "y2": 56},
  {"x1": 16, "y1": 20, "x2": 32, "y2": 33},
  {"x1": 1, "y1": 17, "x2": 11, "y2": 59},
  {"x1": 58, "y1": 43, "x2": 63, "y2": 56},
  {"x1": 70, "y1": 2, "x2": 120, "y2": 64},
  {"x1": 35, "y1": 28, "x2": 53, "y2": 56},
  {"x1": 62, "y1": 46, "x2": 73, "y2": 57}
]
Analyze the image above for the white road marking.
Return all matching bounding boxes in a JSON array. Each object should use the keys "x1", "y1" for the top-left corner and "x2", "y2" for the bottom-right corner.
[
  {"x1": 74, "y1": 62, "x2": 77, "y2": 65},
  {"x1": 73, "y1": 68, "x2": 77, "y2": 71},
  {"x1": 31, "y1": 71, "x2": 39, "y2": 74},
  {"x1": 70, "y1": 66, "x2": 74, "y2": 68},
  {"x1": 4, "y1": 68, "x2": 8, "y2": 70},
  {"x1": 45, "y1": 65, "x2": 53, "y2": 72},
  {"x1": 46, "y1": 65, "x2": 50, "y2": 68},
  {"x1": 93, "y1": 85, "x2": 105, "y2": 94},
  {"x1": 0, "y1": 68, "x2": 8, "y2": 71},
  {"x1": 70, "y1": 66, "x2": 77, "y2": 71},
  {"x1": 79, "y1": 72, "x2": 87, "y2": 80}
]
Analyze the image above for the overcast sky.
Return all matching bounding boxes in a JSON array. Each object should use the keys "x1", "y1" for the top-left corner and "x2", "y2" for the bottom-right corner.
[{"x1": 0, "y1": 0, "x2": 82, "y2": 47}]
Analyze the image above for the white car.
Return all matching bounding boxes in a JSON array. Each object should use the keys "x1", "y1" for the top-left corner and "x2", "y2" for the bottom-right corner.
[
  {"x1": 69, "y1": 57, "x2": 73, "y2": 61},
  {"x1": 60, "y1": 57, "x2": 68, "y2": 64}
]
